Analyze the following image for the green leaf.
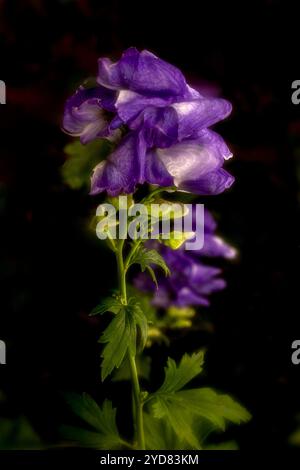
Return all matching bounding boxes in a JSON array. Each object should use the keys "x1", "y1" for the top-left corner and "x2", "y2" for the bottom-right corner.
[
  {"x1": 127, "y1": 286, "x2": 157, "y2": 323},
  {"x1": 151, "y1": 397, "x2": 201, "y2": 448},
  {"x1": 173, "y1": 388, "x2": 251, "y2": 429},
  {"x1": 65, "y1": 394, "x2": 115, "y2": 434},
  {"x1": 90, "y1": 297, "x2": 123, "y2": 316},
  {"x1": 99, "y1": 308, "x2": 132, "y2": 380},
  {"x1": 143, "y1": 412, "x2": 184, "y2": 450},
  {"x1": 159, "y1": 231, "x2": 195, "y2": 250},
  {"x1": 158, "y1": 351, "x2": 205, "y2": 393},
  {"x1": 99, "y1": 300, "x2": 148, "y2": 380},
  {"x1": 63, "y1": 394, "x2": 123, "y2": 449},
  {"x1": 0, "y1": 416, "x2": 42, "y2": 450},
  {"x1": 129, "y1": 246, "x2": 170, "y2": 286},
  {"x1": 60, "y1": 425, "x2": 113, "y2": 449},
  {"x1": 62, "y1": 139, "x2": 112, "y2": 190},
  {"x1": 131, "y1": 301, "x2": 149, "y2": 351},
  {"x1": 147, "y1": 353, "x2": 251, "y2": 449},
  {"x1": 151, "y1": 388, "x2": 250, "y2": 449}
]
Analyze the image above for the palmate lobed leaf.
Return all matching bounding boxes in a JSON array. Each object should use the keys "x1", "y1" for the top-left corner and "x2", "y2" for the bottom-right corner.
[
  {"x1": 151, "y1": 397, "x2": 201, "y2": 449},
  {"x1": 158, "y1": 351, "x2": 205, "y2": 393},
  {"x1": 152, "y1": 388, "x2": 251, "y2": 439},
  {"x1": 143, "y1": 412, "x2": 185, "y2": 450},
  {"x1": 131, "y1": 302, "x2": 149, "y2": 351},
  {"x1": 64, "y1": 394, "x2": 118, "y2": 436},
  {"x1": 148, "y1": 352, "x2": 251, "y2": 449},
  {"x1": 63, "y1": 394, "x2": 122, "y2": 449},
  {"x1": 178, "y1": 388, "x2": 252, "y2": 429},
  {"x1": 99, "y1": 308, "x2": 134, "y2": 381},
  {"x1": 99, "y1": 300, "x2": 148, "y2": 380},
  {"x1": 60, "y1": 425, "x2": 122, "y2": 450},
  {"x1": 90, "y1": 297, "x2": 123, "y2": 316},
  {"x1": 129, "y1": 246, "x2": 170, "y2": 287}
]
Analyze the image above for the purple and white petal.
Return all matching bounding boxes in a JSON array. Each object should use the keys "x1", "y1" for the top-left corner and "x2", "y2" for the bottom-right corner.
[
  {"x1": 179, "y1": 168, "x2": 234, "y2": 195},
  {"x1": 145, "y1": 148, "x2": 174, "y2": 187},
  {"x1": 197, "y1": 128, "x2": 233, "y2": 160},
  {"x1": 172, "y1": 98, "x2": 232, "y2": 140},
  {"x1": 154, "y1": 140, "x2": 224, "y2": 189}
]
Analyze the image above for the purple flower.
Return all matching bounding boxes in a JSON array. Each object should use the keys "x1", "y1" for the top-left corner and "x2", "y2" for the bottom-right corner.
[
  {"x1": 190, "y1": 209, "x2": 237, "y2": 259},
  {"x1": 62, "y1": 86, "x2": 116, "y2": 144},
  {"x1": 135, "y1": 248, "x2": 226, "y2": 308},
  {"x1": 144, "y1": 129, "x2": 234, "y2": 195},
  {"x1": 96, "y1": 48, "x2": 231, "y2": 138},
  {"x1": 90, "y1": 131, "x2": 147, "y2": 196},
  {"x1": 97, "y1": 47, "x2": 187, "y2": 97},
  {"x1": 134, "y1": 210, "x2": 236, "y2": 308},
  {"x1": 63, "y1": 48, "x2": 234, "y2": 196}
]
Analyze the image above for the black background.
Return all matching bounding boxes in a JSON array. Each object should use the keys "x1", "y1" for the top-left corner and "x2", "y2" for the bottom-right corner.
[{"x1": 0, "y1": 0, "x2": 299, "y2": 452}]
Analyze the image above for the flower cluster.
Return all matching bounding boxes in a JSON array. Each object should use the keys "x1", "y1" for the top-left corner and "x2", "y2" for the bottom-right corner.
[
  {"x1": 134, "y1": 210, "x2": 236, "y2": 308},
  {"x1": 61, "y1": 49, "x2": 250, "y2": 452},
  {"x1": 63, "y1": 48, "x2": 234, "y2": 197}
]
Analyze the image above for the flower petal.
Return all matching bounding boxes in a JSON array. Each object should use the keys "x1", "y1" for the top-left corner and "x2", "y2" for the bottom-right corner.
[
  {"x1": 156, "y1": 140, "x2": 223, "y2": 187},
  {"x1": 176, "y1": 287, "x2": 210, "y2": 307},
  {"x1": 200, "y1": 234, "x2": 237, "y2": 258},
  {"x1": 62, "y1": 86, "x2": 114, "y2": 144},
  {"x1": 90, "y1": 132, "x2": 146, "y2": 196},
  {"x1": 172, "y1": 98, "x2": 232, "y2": 140},
  {"x1": 179, "y1": 168, "x2": 235, "y2": 195},
  {"x1": 145, "y1": 148, "x2": 174, "y2": 187},
  {"x1": 97, "y1": 47, "x2": 188, "y2": 96},
  {"x1": 197, "y1": 129, "x2": 233, "y2": 160}
]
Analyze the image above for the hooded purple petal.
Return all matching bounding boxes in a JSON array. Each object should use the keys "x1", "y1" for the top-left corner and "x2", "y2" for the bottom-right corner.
[
  {"x1": 172, "y1": 98, "x2": 232, "y2": 140},
  {"x1": 180, "y1": 168, "x2": 234, "y2": 195},
  {"x1": 63, "y1": 49, "x2": 234, "y2": 199},
  {"x1": 97, "y1": 47, "x2": 188, "y2": 97},
  {"x1": 90, "y1": 132, "x2": 147, "y2": 196}
]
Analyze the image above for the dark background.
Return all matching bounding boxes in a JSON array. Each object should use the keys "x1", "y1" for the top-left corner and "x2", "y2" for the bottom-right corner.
[{"x1": 0, "y1": 0, "x2": 299, "y2": 451}]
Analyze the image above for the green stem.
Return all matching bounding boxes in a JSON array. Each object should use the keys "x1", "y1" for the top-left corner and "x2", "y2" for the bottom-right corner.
[
  {"x1": 141, "y1": 185, "x2": 176, "y2": 204},
  {"x1": 116, "y1": 239, "x2": 127, "y2": 304},
  {"x1": 124, "y1": 239, "x2": 143, "y2": 272},
  {"x1": 128, "y1": 354, "x2": 145, "y2": 450},
  {"x1": 116, "y1": 239, "x2": 145, "y2": 450}
]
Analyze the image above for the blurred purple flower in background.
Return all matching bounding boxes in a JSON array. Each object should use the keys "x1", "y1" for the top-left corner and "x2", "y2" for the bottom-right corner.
[
  {"x1": 134, "y1": 210, "x2": 236, "y2": 308},
  {"x1": 63, "y1": 48, "x2": 234, "y2": 197}
]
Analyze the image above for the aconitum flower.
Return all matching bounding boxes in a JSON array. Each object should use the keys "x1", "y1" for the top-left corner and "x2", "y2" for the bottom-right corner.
[
  {"x1": 134, "y1": 210, "x2": 236, "y2": 308},
  {"x1": 62, "y1": 86, "x2": 117, "y2": 144},
  {"x1": 190, "y1": 209, "x2": 237, "y2": 259},
  {"x1": 134, "y1": 248, "x2": 226, "y2": 308},
  {"x1": 63, "y1": 48, "x2": 234, "y2": 196}
]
